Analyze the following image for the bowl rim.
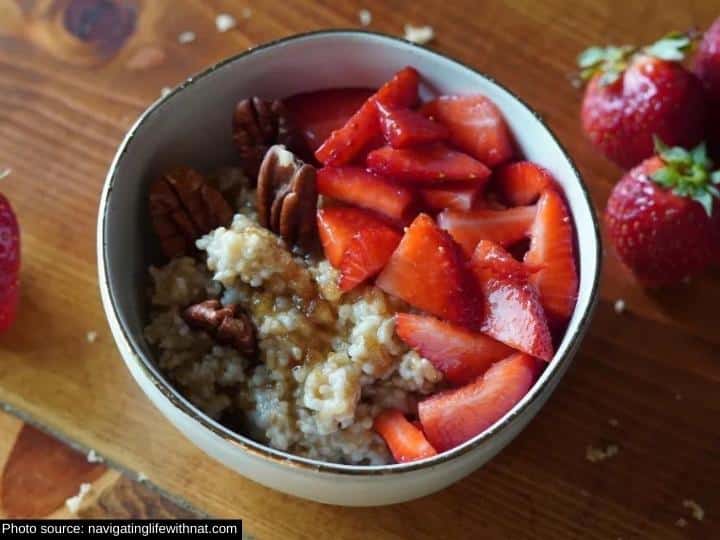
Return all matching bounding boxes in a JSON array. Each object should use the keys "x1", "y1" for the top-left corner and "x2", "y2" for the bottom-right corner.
[{"x1": 98, "y1": 28, "x2": 602, "y2": 476}]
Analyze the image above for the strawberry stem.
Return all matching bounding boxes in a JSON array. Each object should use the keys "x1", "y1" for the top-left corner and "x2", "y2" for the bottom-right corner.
[
  {"x1": 650, "y1": 136, "x2": 720, "y2": 216},
  {"x1": 576, "y1": 31, "x2": 697, "y2": 87}
]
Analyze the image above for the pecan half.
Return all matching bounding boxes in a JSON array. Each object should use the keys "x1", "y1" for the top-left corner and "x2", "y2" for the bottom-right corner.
[
  {"x1": 232, "y1": 97, "x2": 306, "y2": 181},
  {"x1": 149, "y1": 167, "x2": 233, "y2": 258},
  {"x1": 182, "y1": 300, "x2": 257, "y2": 356},
  {"x1": 256, "y1": 145, "x2": 318, "y2": 249}
]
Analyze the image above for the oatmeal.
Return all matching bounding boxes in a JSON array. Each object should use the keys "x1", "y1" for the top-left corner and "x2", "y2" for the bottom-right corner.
[{"x1": 145, "y1": 177, "x2": 442, "y2": 464}]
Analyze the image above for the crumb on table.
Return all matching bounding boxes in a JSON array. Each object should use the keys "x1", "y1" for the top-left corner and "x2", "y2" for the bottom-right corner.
[{"x1": 585, "y1": 443, "x2": 619, "y2": 463}]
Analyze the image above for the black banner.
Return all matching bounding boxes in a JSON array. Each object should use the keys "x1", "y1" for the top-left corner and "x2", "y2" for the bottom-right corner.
[{"x1": 0, "y1": 520, "x2": 242, "y2": 538}]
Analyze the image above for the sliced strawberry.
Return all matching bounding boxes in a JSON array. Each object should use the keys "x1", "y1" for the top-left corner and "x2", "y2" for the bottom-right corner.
[
  {"x1": 316, "y1": 206, "x2": 393, "y2": 267},
  {"x1": 471, "y1": 241, "x2": 553, "y2": 360},
  {"x1": 421, "y1": 95, "x2": 515, "y2": 167},
  {"x1": 420, "y1": 184, "x2": 481, "y2": 212},
  {"x1": 496, "y1": 161, "x2": 554, "y2": 206},
  {"x1": 317, "y1": 167, "x2": 416, "y2": 223},
  {"x1": 376, "y1": 214, "x2": 481, "y2": 328},
  {"x1": 419, "y1": 353, "x2": 538, "y2": 452},
  {"x1": 377, "y1": 103, "x2": 448, "y2": 148},
  {"x1": 339, "y1": 224, "x2": 402, "y2": 291},
  {"x1": 395, "y1": 313, "x2": 513, "y2": 385},
  {"x1": 315, "y1": 67, "x2": 420, "y2": 166},
  {"x1": 437, "y1": 206, "x2": 536, "y2": 255},
  {"x1": 525, "y1": 190, "x2": 578, "y2": 324},
  {"x1": 373, "y1": 409, "x2": 437, "y2": 463},
  {"x1": 285, "y1": 88, "x2": 375, "y2": 151},
  {"x1": 366, "y1": 144, "x2": 491, "y2": 184}
]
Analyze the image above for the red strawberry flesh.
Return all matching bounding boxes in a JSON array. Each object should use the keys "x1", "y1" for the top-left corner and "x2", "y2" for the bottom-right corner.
[
  {"x1": 496, "y1": 161, "x2": 554, "y2": 206},
  {"x1": 471, "y1": 240, "x2": 553, "y2": 360},
  {"x1": 373, "y1": 409, "x2": 437, "y2": 463},
  {"x1": 376, "y1": 213, "x2": 481, "y2": 328},
  {"x1": 285, "y1": 88, "x2": 375, "y2": 152},
  {"x1": 421, "y1": 95, "x2": 515, "y2": 167},
  {"x1": 315, "y1": 67, "x2": 419, "y2": 166},
  {"x1": 366, "y1": 144, "x2": 491, "y2": 184},
  {"x1": 339, "y1": 224, "x2": 401, "y2": 291},
  {"x1": 420, "y1": 185, "x2": 481, "y2": 212},
  {"x1": 419, "y1": 353, "x2": 538, "y2": 452},
  {"x1": 437, "y1": 206, "x2": 536, "y2": 255},
  {"x1": 316, "y1": 166, "x2": 416, "y2": 223},
  {"x1": 377, "y1": 103, "x2": 448, "y2": 148},
  {"x1": 525, "y1": 189, "x2": 578, "y2": 323},
  {"x1": 395, "y1": 313, "x2": 513, "y2": 385},
  {"x1": 0, "y1": 193, "x2": 20, "y2": 332}
]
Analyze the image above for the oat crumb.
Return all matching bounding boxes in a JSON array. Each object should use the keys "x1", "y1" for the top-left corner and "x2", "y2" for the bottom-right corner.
[
  {"x1": 613, "y1": 299, "x2": 626, "y2": 314},
  {"x1": 358, "y1": 9, "x2": 372, "y2": 26},
  {"x1": 585, "y1": 443, "x2": 619, "y2": 463},
  {"x1": 86, "y1": 449, "x2": 103, "y2": 463},
  {"x1": 160, "y1": 86, "x2": 172, "y2": 98},
  {"x1": 608, "y1": 418, "x2": 619, "y2": 427},
  {"x1": 675, "y1": 517, "x2": 687, "y2": 528},
  {"x1": 404, "y1": 24, "x2": 434, "y2": 45},
  {"x1": 178, "y1": 31, "x2": 196, "y2": 44},
  {"x1": 86, "y1": 331, "x2": 98, "y2": 343},
  {"x1": 683, "y1": 499, "x2": 704, "y2": 521},
  {"x1": 137, "y1": 472, "x2": 149, "y2": 483},
  {"x1": 65, "y1": 483, "x2": 92, "y2": 514},
  {"x1": 216, "y1": 13, "x2": 237, "y2": 32},
  {"x1": 241, "y1": 7, "x2": 253, "y2": 18}
]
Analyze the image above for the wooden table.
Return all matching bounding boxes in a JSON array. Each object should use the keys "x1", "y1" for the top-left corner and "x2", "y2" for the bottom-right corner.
[{"x1": 0, "y1": 0, "x2": 718, "y2": 536}]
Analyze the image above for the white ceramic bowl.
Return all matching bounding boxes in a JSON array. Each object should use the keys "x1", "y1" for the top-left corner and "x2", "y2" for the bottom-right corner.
[{"x1": 97, "y1": 30, "x2": 601, "y2": 506}]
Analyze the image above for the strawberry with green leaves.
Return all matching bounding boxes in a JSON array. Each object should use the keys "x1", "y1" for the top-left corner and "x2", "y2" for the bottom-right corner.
[
  {"x1": 578, "y1": 33, "x2": 706, "y2": 169},
  {"x1": 605, "y1": 138, "x2": 720, "y2": 286},
  {"x1": 693, "y1": 17, "x2": 720, "y2": 159}
]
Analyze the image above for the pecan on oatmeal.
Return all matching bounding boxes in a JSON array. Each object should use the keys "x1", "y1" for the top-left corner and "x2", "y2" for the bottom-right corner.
[
  {"x1": 149, "y1": 167, "x2": 233, "y2": 258},
  {"x1": 257, "y1": 145, "x2": 318, "y2": 249},
  {"x1": 232, "y1": 97, "x2": 307, "y2": 180},
  {"x1": 182, "y1": 299, "x2": 257, "y2": 356}
]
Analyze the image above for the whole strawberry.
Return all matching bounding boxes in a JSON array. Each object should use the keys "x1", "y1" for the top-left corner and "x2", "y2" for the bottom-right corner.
[
  {"x1": 693, "y1": 17, "x2": 720, "y2": 159},
  {"x1": 605, "y1": 138, "x2": 720, "y2": 286},
  {"x1": 0, "y1": 170, "x2": 19, "y2": 331},
  {"x1": 578, "y1": 33, "x2": 706, "y2": 169}
]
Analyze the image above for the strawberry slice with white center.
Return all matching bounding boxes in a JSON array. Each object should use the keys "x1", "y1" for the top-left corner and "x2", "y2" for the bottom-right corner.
[
  {"x1": 421, "y1": 95, "x2": 515, "y2": 167},
  {"x1": 366, "y1": 143, "x2": 491, "y2": 184},
  {"x1": 420, "y1": 184, "x2": 481, "y2": 212},
  {"x1": 471, "y1": 240, "x2": 553, "y2": 360},
  {"x1": 315, "y1": 67, "x2": 420, "y2": 166},
  {"x1": 377, "y1": 102, "x2": 449, "y2": 148},
  {"x1": 373, "y1": 409, "x2": 437, "y2": 463},
  {"x1": 525, "y1": 189, "x2": 578, "y2": 324},
  {"x1": 496, "y1": 161, "x2": 554, "y2": 206},
  {"x1": 339, "y1": 223, "x2": 402, "y2": 291},
  {"x1": 317, "y1": 166, "x2": 416, "y2": 223},
  {"x1": 437, "y1": 205, "x2": 537, "y2": 255},
  {"x1": 419, "y1": 353, "x2": 539, "y2": 452},
  {"x1": 376, "y1": 213, "x2": 481, "y2": 328},
  {"x1": 395, "y1": 313, "x2": 513, "y2": 385}
]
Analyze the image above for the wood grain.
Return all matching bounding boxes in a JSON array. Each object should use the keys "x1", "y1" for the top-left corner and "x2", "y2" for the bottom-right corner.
[
  {"x1": 0, "y1": 0, "x2": 718, "y2": 537},
  {"x1": 0, "y1": 411, "x2": 197, "y2": 519}
]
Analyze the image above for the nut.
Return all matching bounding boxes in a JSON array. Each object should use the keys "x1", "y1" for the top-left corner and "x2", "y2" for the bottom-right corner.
[
  {"x1": 232, "y1": 97, "x2": 307, "y2": 181},
  {"x1": 182, "y1": 300, "x2": 257, "y2": 356},
  {"x1": 149, "y1": 167, "x2": 233, "y2": 258},
  {"x1": 256, "y1": 145, "x2": 318, "y2": 249}
]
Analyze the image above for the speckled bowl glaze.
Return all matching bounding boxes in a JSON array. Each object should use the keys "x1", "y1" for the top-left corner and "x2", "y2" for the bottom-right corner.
[{"x1": 97, "y1": 30, "x2": 601, "y2": 506}]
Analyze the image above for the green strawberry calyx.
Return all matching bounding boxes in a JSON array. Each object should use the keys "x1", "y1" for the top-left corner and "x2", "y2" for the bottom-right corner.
[
  {"x1": 577, "y1": 32, "x2": 694, "y2": 86},
  {"x1": 650, "y1": 136, "x2": 720, "y2": 217}
]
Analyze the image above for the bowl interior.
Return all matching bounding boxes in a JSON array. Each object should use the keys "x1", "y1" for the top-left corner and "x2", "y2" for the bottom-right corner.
[{"x1": 100, "y1": 31, "x2": 600, "y2": 471}]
